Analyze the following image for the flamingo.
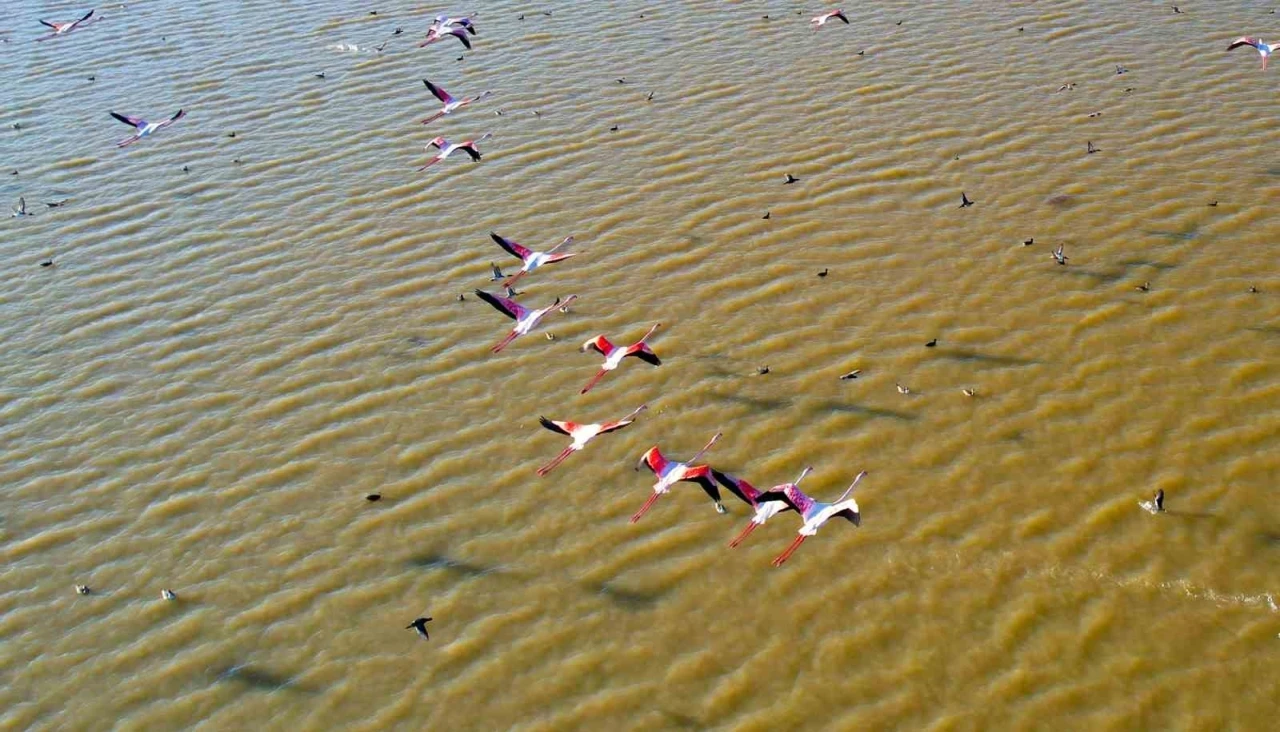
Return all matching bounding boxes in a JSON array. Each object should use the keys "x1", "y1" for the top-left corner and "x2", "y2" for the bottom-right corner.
[
  {"x1": 109, "y1": 109, "x2": 185, "y2": 148},
  {"x1": 420, "y1": 23, "x2": 473, "y2": 49},
  {"x1": 432, "y1": 14, "x2": 477, "y2": 33},
  {"x1": 579, "y1": 323, "x2": 661, "y2": 394},
  {"x1": 37, "y1": 9, "x2": 94, "y2": 40},
  {"x1": 1228, "y1": 37, "x2": 1274, "y2": 69},
  {"x1": 714, "y1": 467, "x2": 813, "y2": 548},
  {"x1": 490, "y1": 232, "x2": 576, "y2": 288},
  {"x1": 418, "y1": 133, "x2": 491, "y2": 171},
  {"x1": 421, "y1": 79, "x2": 492, "y2": 125},
  {"x1": 474, "y1": 289, "x2": 576, "y2": 352},
  {"x1": 811, "y1": 10, "x2": 849, "y2": 29},
  {"x1": 631, "y1": 432, "x2": 725, "y2": 522},
  {"x1": 536, "y1": 405, "x2": 646, "y2": 476},
  {"x1": 756, "y1": 471, "x2": 867, "y2": 566}
]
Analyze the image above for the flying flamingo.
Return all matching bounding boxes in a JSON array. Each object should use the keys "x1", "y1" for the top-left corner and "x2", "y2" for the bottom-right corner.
[
  {"x1": 811, "y1": 10, "x2": 849, "y2": 29},
  {"x1": 756, "y1": 471, "x2": 867, "y2": 566},
  {"x1": 579, "y1": 323, "x2": 661, "y2": 394},
  {"x1": 631, "y1": 432, "x2": 725, "y2": 522},
  {"x1": 37, "y1": 9, "x2": 94, "y2": 40},
  {"x1": 474, "y1": 289, "x2": 576, "y2": 352},
  {"x1": 420, "y1": 23, "x2": 473, "y2": 49},
  {"x1": 714, "y1": 467, "x2": 813, "y2": 548},
  {"x1": 109, "y1": 109, "x2": 186, "y2": 148},
  {"x1": 418, "y1": 133, "x2": 491, "y2": 170},
  {"x1": 490, "y1": 232, "x2": 576, "y2": 288},
  {"x1": 536, "y1": 405, "x2": 646, "y2": 476},
  {"x1": 421, "y1": 79, "x2": 492, "y2": 125},
  {"x1": 432, "y1": 14, "x2": 477, "y2": 33},
  {"x1": 1227, "y1": 37, "x2": 1274, "y2": 69}
]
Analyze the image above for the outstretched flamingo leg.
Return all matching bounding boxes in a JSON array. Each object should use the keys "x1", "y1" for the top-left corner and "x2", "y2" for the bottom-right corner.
[
  {"x1": 630, "y1": 493, "x2": 661, "y2": 523},
  {"x1": 536, "y1": 447, "x2": 575, "y2": 476},
  {"x1": 117, "y1": 135, "x2": 141, "y2": 148},
  {"x1": 500, "y1": 269, "x2": 527, "y2": 289},
  {"x1": 417, "y1": 157, "x2": 442, "y2": 172},
  {"x1": 579, "y1": 369, "x2": 608, "y2": 394},
  {"x1": 491, "y1": 330, "x2": 520, "y2": 353},
  {"x1": 728, "y1": 521, "x2": 759, "y2": 548},
  {"x1": 772, "y1": 535, "x2": 807, "y2": 567},
  {"x1": 421, "y1": 112, "x2": 445, "y2": 125}
]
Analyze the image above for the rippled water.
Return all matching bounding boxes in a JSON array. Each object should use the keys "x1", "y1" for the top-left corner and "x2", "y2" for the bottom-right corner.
[{"x1": 2, "y1": 1, "x2": 1277, "y2": 729}]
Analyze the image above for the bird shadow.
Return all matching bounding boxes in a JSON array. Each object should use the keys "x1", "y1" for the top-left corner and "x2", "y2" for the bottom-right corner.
[
  {"x1": 406, "y1": 554, "x2": 498, "y2": 577},
  {"x1": 1141, "y1": 228, "x2": 1200, "y2": 242},
  {"x1": 712, "y1": 392, "x2": 793, "y2": 412},
  {"x1": 1259, "y1": 531, "x2": 1280, "y2": 548},
  {"x1": 1117, "y1": 259, "x2": 1178, "y2": 272},
  {"x1": 659, "y1": 710, "x2": 706, "y2": 729},
  {"x1": 1164, "y1": 510, "x2": 1217, "y2": 520},
  {"x1": 590, "y1": 581, "x2": 665, "y2": 611},
  {"x1": 818, "y1": 402, "x2": 917, "y2": 422},
  {"x1": 1247, "y1": 326, "x2": 1280, "y2": 338},
  {"x1": 937, "y1": 349, "x2": 1039, "y2": 367},
  {"x1": 1062, "y1": 267, "x2": 1127, "y2": 284},
  {"x1": 214, "y1": 664, "x2": 314, "y2": 694}
]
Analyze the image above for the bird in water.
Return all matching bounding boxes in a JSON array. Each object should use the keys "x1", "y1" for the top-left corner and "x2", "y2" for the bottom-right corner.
[
  {"x1": 489, "y1": 232, "x2": 577, "y2": 288},
  {"x1": 418, "y1": 133, "x2": 492, "y2": 171},
  {"x1": 632, "y1": 433, "x2": 726, "y2": 521},
  {"x1": 811, "y1": 10, "x2": 850, "y2": 29},
  {"x1": 959, "y1": 192, "x2": 974, "y2": 208},
  {"x1": 1135, "y1": 281, "x2": 1150, "y2": 292},
  {"x1": 784, "y1": 174, "x2": 799, "y2": 184},
  {"x1": 1139, "y1": 489, "x2": 1165, "y2": 514},
  {"x1": 1052, "y1": 244, "x2": 1068, "y2": 265},
  {"x1": 1227, "y1": 37, "x2": 1273, "y2": 69},
  {"x1": 755, "y1": 471, "x2": 868, "y2": 566},
  {"x1": 818, "y1": 268, "x2": 829, "y2": 277},
  {"x1": 45, "y1": 199, "x2": 69, "y2": 208},
  {"x1": 37, "y1": 9, "x2": 95, "y2": 40},
  {"x1": 925, "y1": 338, "x2": 938, "y2": 348},
  {"x1": 407, "y1": 617, "x2": 433, "y2": 639},
  {"x1": 579, "y1": 323, "x2": 662, "y2": 394},
  {"x1": 75, "y1": 584, "x2": 90, "y2": 595},
  {"x1": 421, "y1": 79, "x2": 492, "y2": 125},
  {"x1": 1024, "y1": 238, "x2": 1034, "y2": 246},
  {"x1": 474, "y1": 290, "x2": 576, "y2": 352},
  {"x1": 536, "y1": 405, "x2": 647, "y2": 476},
  {"x1": 840, "y1": 369, "x2": 861, "y2": 380},
  {"x1": 962, "y1": 388, "x2": 976, "y2": 397},
  {"x1": 896, "y1": 383, "x2": 911, "y2": 395},
  {"x1": 161, "y1": 589, "x2": 177, "y2": 601},
  {"x1": 110, "y1": 109, "x2": 186, "y2": 148}
]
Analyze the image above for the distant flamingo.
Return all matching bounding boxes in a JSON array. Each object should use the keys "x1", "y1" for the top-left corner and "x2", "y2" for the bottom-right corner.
[
  {"x1": 579, "y1": 323, "x2": 661, "y2": 394},
  {"x1": 755, "y1": 471, "x2": 867, "y2": 566},
  {"x1": 490, "y1": 232, "x2": 576, "y2": 288},
  {"x1": 420, "y1": 22, "x2": 473, "y2": 49},
  {"x1": 418, "y1": 133, "x2": 491, "y2": 170},
  {"x1": 109, "y1": 109, "x2": 185, "y2": 148},
  {"x1": 37, "y1": 9, "x2": 94, "y2": 40},
  {"x1": 536, "y1": 405, "x2": 646, "y2": 476},
  {"x1": 631, "y1": 432, "x2": 725, "y2": 522},
  {"x1": 714, "y1": 467, "x2": 813, "y2": 548},
  {"x1": 474, "y1": 289, "x2": 576, "y2": 352},
  {"x1": 1227, "y1": 37, "x2": 1274, "y2": 69},
  {"x1": 811, "y1": 10, "x2": 849, "y2": 29},
  {"x1": 421, "y1": 79, "x2": 492, "y2": 125},
  {"x1": 433, "y1": 14, "x2": 477, "y2": 32}
]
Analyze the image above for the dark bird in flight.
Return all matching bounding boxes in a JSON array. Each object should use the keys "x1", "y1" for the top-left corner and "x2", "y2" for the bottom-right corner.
[
  {"x1": 407, "y1": 617, "x2": 433, "y2": 639},
  {"x1": 959, "y1": 192, "x2": 974, "y2": 208}
]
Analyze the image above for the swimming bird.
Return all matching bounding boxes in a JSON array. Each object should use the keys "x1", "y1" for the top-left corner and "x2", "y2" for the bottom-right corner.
[
  {"x1": 755, "y1": 471, "x2": 867, "y2": 566},
  {"x1": 37, "y1": 9, "x2": 94, "y2": 40},
  {"x1": 11, "y1": 197, "x2": 28, "y2": 217},
  {"x1": 421, "y1": 79, "x2": 492, "y2": 125},
  {"x1": 818, "y1": 268, "x2": 829, "y2": 277},
  {"x1": 536, "y1": 405, "x2": 647, "y2": 476},
  {"x1": 811, "y1": 10, "x2": 849, "y2": 28},
  {"x1": 631, "y1": 432, "x2": 725, "y2": 522},
  {"x1": 474, "y1": 289, "x2": 576, "y2": 353},
  {"x1": 1139, "y1": 489, "x2": 1165, "y2": 514},
  {"x1": 1135, "y1": 281, "x2": 1150, "y2": 292},
  {"x1": 421, "y1": 23, "x2": 473, "y2": 49},
  {"x1": 1024, "y1": 238, "x2": 1034, "y2": 245},
  {"x1": 839, "y1": 369, "x2": 861, "y2": 380},
  {"x1": 418, "y1": 133, "x2": 491, "y2": 170},
  {"x1": 716, "y1": 467, "x2": 812, "y2": 547},
  {"x1": 1052, "y1": 244, "x2": 1068, "y2": 265},
  {"x1": 1227, "y1": 37, "x2": 1274, "y2": 69},
  {"x1": 925, "y1": 338, "x2": 938, "y2": 348},
  {"x1": 490, "y1": 232, "x2": 576, "y2": 288},
  {"x1": 579, "y1": 323, "x2": 662, "y2": 394},
  {"x1": 407, "y1": 617, "x2": 433, "y2": 639},
  {"x1": 76, "y1": 584, "x2": 90, "y2": 595},
  {"x1": 959, "y1": 192, "x2": 974, "y2": 208},
  {"x1": 784, "y1": 174, "x2": 799, "y2": 184},
  {"x1": 161, "y1": 589, "x2": 177, "y2": 601},
  {"x1": 109, "y1": 109, "x2": 186, "y2": 148},
  {"x1": 896, "y1": 383, "x2": 911, "y2": 395},
  {"x1": 46, "y1": 199, "x2": 69, "y2": 209},
  {"x1": 962, "y1": 388, "x2": 976, "y2": 397}
]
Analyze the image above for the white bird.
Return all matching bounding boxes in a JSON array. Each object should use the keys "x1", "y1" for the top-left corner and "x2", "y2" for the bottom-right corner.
[
  {"x1": 1228, "y1": 37, "x2": 1274, "y2": 69},
  {"x1": 11, "y1": 197, "x2": 29, "y2": 217},
  {"x1": 756, "y1": 471, "x2": 867, "y2": 566},
  {"x1": 474, "y1": 289, "x2": 576, "y2": 352},
  {"x1": 536, "y1": 405, "x2": 647, "y2": 476},
  {"x1": 490, "y1": 232, "x2": 576, "y2": 288},
  {"x1": 37, "y1": 9, "x2": 95, "y2": 40},
  {"x1": 421, "y1": 79, "x2": 492, "y2": 125},
  {"x1": 716, "y1": 467, "x2": 813, "y2": 547},
  {"x1": 109, "y1": 109, "x2": 185, "y2": 148},
  {"x1": 811, "y1": 10, "x2": 849, "y2": 29},
  {"x1": 579, "y1": 323, "x2": 661, "y2": 394},
  {"x1": 418, "y1": 133, "x2": 491, "y2": 170}
]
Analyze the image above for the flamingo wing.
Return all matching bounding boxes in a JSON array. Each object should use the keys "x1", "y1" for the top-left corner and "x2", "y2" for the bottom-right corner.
[
  {"x1": 110, "y1": 112, "x2": 144, "y2": 128},
  {"x1": 473, "y1": 289, "x2": 527, "y2": 321},
  {"x1": 538, "y1": 416, "x2": 574, "y2": 436},
  {"x1": 422, "y1": 79, "x2": 453, "y2": 104},
  {"x1": 460, "y1": 144, "x2": 482, "y2": 161},
  {"x1": 452, "y1": 29, "x2": 472, "y2": 49},
  {"x1": 754, "y1": 490, "x2": 803, "y2": 513},
  {"x1": 582, "y1": 335, "x2": 614, "y2": 357},
  {"x1": 490, "y1": 232, "x2": 533, "y2": 261},
  {"x1": 541, "y1": 252, "x2": 578, "y2": 264},
  {"x1": 158, "y1": 109, "x2": 185, "y2": 129},
  {"x1": 596, "y1": 418, "x2": 636, "y2": 435},
  {"x1": 628, "y1": 347, "x2": 661, "y2": 367},
  {"x1": 690, "y1": 474, "x2": 723, "y2": 504},
  {"x1": 833, "y1": 507, "x2": 861, "y2": 526},
  {"x1": 712, "y1": 470, "x2": 759, "y2": 506},
  {"x1": 39, "y1": 19, "x2": 59, "y2": 29},
  {"x1": 1228, "y1": 37, "x2": 1259, "y2": 51},
  {"x1": 638, "y1": 446, "x2": 668, "y2": 476}
]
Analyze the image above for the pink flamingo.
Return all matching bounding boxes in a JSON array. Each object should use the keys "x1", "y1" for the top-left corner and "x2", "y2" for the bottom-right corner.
[
  {"x1": 714, "y1": 467, "x2": 813, "y2": 548},
  {"x1": 631, "y1": 432, "x2": 724, "y2": 522},
  {"x1": 420, "y1": 22, "x2": 473, "y2": 49},
  {"x1": 474, "y1": 289, "x2": 576, "y2": 352},
  {"x1": 418, "y1": 133, "x2": 491, "y2": 171},
  {"x1": 109, "y1": 109, "x2": 185, "y2": 148},
  {"x1": 421, "y1": 79, "x2": 492, "y2": 125},
  {"x1": 756, "y1": 471, "x2": 867, "y2": 566},
  {"x1": 536, "y1": 405, "x2": 646, "y2": 476},
  {"x1": 1228, "y1": 37, "x2": 1274, "y2": 69},
  {"x1": 490, "y1": 232, "x2": 576, "y2": 288},
  {"x1": 37, "y1": 9, "x2": 94, "y2": 40},
  {"x1": 811, "y1": 10, "x2": 849, "y2": 29},
  {"x1": 579, "y1": 323, "x2": 661, "y2": 394}
]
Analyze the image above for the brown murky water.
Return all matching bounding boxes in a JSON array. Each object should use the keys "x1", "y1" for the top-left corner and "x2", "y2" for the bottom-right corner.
[{"x1": 2, "y1": 1, "x2": 1277, "y2": 729}]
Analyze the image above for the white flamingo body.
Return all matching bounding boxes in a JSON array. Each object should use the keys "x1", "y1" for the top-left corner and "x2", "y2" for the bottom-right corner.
[
  {"x1": 1228, "y1": 37, "x2": 1274, "y2": 69},
  {"x1": 109, "y1": 109, "x2": 185, "y2": 148},
  {"x1": 536, "y1": 405, "x2": 646, "y2": 476},
  {"x1": 474, "y1": 289, "x2": 576, "y2": 352}
]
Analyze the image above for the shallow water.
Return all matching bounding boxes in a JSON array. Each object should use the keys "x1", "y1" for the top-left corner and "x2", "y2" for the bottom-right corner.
[{"x1": 2, "y1": 1, "x2": 1277, "y2": 729}]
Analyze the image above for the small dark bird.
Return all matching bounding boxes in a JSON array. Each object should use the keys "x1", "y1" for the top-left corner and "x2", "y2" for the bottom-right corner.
[
  {"x1": 76, "y1": 585, "x2": 90, "y2": 595},
  {"x1": 1115, "y1": 65, "x2": 1128, "y2": 74},
  {"x1": 647, "y1": 91, "x2": 654, "y2": 101},
  {"x1": 839, "y1": 369, "x2": 861, "y2": 380},
  {"x1": 374, "y1": 41, "x2": 387, "y2": 52},
  {"x1": 489, "y1": 262, "x2": 505, "y2": 281},
  {"x1": 617, "y1": 78, "x2": 626, "y2": 84},
  {"x1": 45, "y1": 199, "x2": 68, "y2": 208},
  {"x1": 1135, "y1": 282, "x2": 1150, "y2": 292},
  {"x1": 87, "y1": 75, "x2": 95, "y2": 81},
  {"x1": 407, "y1": 616, "x2": 432, "y2": 639},
  {"x1": 11, "y1": 196, "x2": 28, "y2": 217},
  {"x1": 457, "y1": 293, "x2": 465, "y2": 301},
  {"x1": 1087, "y1": 141, "x2": 1099, "y2": 154},
  {"x1": 314, "y1": 72, "x2": 325, "y2": 79},
  {"x1": 1024, "y1": 238, "x2": 1034, "y2": 246},
  {"x1": 456, "y1": 55, "x2": 464, "y2": 61},
  {"x1": 784, "y1": 174, "x2": 799, "y2": 184},
  {"x1": 505, "y1": 285, "x2": 522, "y2": 298},
  {"x1": 1018, "y1": 27, "x2": 1024, "y2": 31},
  {"x1": 518, "y1": 14, "x2": 524, "y2": 20},
  {"x1": 857, "y1": 50, "x2": 865, "y2": 55},
  {"x1": 228, "y1": 131, "x2": 236, "y2": 138},
  {"x1": 609, "y1": 125, "x2": 618, "y2": 131},
  {"x1": 1172, "y1": 6, "x2": 1181, "y2": 14},
  {"x1": 818, "y1": 268, "x2": 829, "y2": 278},
  {"x1": 13, "y1": 122, "x2": 22, "y2": 130},
  {"x1": 369, "y1": 10, "x2": 378, "y2": 15},
  {"x1": 393, "y1": 27, "x2": 402, "y2": 35},
  {"x1": 1052, "y1": 245, "x2": 1068, "y2": 265},
  {"x1": 756, "y1": 366, "x2": 770, "y2": 375},
  {"x1": 896, "y1": 20, "x2": 903, "y2": 26},
  {"x1": 40, "y1": 258, "x2": 54, "y2": 267},
  {"x1": 1088, "y1": 111, "x2": 1102, "y2": 118},
  {"x1": 1208, "y1": 201, "x2": 1218, "y2": 207},
  {"x1": 959, "y1": 192, "x2": 974, "y2": 208},
  {"x1": 366, "y1": 494, "x2": 381, "y2": 502},
  {"x1": 925, "y1": 339, "x2": 937, "y2": 348},
  {"x1": 1248, "y1": 285, "x2": 1258, "y2": 293},
  {"x1": 762, "y1": 211, "x2": 770, "y2": 219},
  {"x1": 182, "y1": 165, "x2": 190, "y2": 173}
]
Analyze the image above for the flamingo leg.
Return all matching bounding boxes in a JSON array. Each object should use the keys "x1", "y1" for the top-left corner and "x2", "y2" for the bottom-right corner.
[
  {"x1": 117, "y1": 135, "x2": 141, "y2": 148},
  {"x1": 728, "y1": 521, "x2": 758, "y2": 548},
  {"x1": 772, "y1": 535, "x2": 807, "y2": 567},
  {"x1": 579, "y1": 369, "x2": 608, "y2": 394},
  {"x1": 491, "y1": 330, "x2": 520, "y2": 353},
  {"x1": 500, "y1": 269, "x2": 527, "y2": 289},
  {"x1": 421, "y1": 112, "x2": 445, "y2": 125},
  {"x1": 630, "y1": 493, "x2": 661, "y2": 523},
  {"x1": 536, "y1": 446, "x2": 575, "y2": 476},
  {"x1": 417, "y1": 157, "x2": 441, "y2": 171}
]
